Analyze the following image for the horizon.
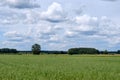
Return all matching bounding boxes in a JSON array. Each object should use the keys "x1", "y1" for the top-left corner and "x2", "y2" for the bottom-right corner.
[{"x1": 0, "y1": 0, "x2": 120, "y2": 51}]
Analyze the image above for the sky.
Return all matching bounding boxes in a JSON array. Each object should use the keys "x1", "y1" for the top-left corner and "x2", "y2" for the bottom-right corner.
[{"x1": 0, "y1": 0, "x2": 120, "y2": 51}]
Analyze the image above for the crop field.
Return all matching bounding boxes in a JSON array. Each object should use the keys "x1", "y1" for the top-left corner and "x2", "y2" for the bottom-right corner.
[{"x1": 0, "y1": 55, "x2": 120, "y2": 80}]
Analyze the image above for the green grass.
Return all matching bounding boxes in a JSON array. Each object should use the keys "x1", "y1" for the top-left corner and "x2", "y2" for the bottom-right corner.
[{"x1": 0, "y1": 55, "x2": 120, "y2": 80}]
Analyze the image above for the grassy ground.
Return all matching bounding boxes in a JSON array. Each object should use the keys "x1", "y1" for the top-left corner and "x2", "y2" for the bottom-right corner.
[{"x1": 0, "y1": 54, "x2": 120, "y2": 80}]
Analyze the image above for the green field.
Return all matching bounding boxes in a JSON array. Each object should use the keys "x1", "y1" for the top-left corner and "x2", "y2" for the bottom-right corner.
[{"x1": 0, "y1": 55, "x2": 120, "y2": 80}]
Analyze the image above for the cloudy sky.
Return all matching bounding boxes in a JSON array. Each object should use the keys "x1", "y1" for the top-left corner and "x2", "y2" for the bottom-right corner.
[{"x1": 0, "y1": 0, "x2": 120, "y2": 51}]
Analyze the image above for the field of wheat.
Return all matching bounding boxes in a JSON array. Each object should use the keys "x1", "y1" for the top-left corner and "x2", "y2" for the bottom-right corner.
[{"x1": 0, "y1": 55, "x2": 119, "y2": 80}]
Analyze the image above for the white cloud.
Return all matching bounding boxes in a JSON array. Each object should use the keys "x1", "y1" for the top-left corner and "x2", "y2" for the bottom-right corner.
[
  {"x1": 0, "y1": 18, "x2": 18, "y2": 24},
  {"x1": 23, "y1": 10, "x2": 40, "y2": 24},
  {"x1": 0, "y1": 8, "x2": 40, "y2": 24},
  {"x1": 64, "y1": 15, "x2": 120, "y2": 46},
  {"x1": 0, "y1": 0, "x2": 40, "y2": 9},
  {"x1": 75, "y1": 15, "x2": 98, "y2": 25},
  {"x1": 0, "y1": 8, "x2": 27, "y2": 24},
  {"x1": 65, "y1": 30, "x2": 77, "y2": 38},
  {"x1": 4, "y1": 31, "x2": 20, "y2": 37},
  {"x1": 41, "y1": 2, "x2": 66, "y2": 22},
  {"x1": 0, "y1": 2, "x2": 66, "y2": 25},
  {"x1": 99, "y1": 16, "x2": 120, "y2": 35},
  {"x1": 4, "y1": 31, "x2": 31, "y2": 42},
  {"x1": 49, "y1": 35, "x2": 60, "y2": 42},
  {"x1": 0, "y1": 2, "x2": 120, "y2": 50},
  {"x1": 65, "y1": 15, "x2": 99, "y2": 36}
]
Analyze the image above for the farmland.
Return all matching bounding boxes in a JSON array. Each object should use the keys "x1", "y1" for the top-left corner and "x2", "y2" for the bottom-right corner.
[{"x1": 0, "y1": 55, "x2": 120, "y2": 80}]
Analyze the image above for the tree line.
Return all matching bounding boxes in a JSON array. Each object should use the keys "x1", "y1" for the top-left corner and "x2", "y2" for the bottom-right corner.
[
  {"x1": 0, "y1": 43, "x2": 120, "y2": 55},
  {"x1": 68, "y1": 48, "x2": 99, "y2": 55},
  {"x1": 28, "y1": 44, "x2": 120, "y2": 55},
  {"x1": 0, "y1": 48, "x2": 18, "y2": 54}
]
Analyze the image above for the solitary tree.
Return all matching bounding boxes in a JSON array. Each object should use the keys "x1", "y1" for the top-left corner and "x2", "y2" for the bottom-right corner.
[{"x1": 32, "y1": 44, "x2": 41, "y2": 55}]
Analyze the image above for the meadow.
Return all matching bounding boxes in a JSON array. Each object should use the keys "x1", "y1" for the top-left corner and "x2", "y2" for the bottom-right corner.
[{"x1": 0, "y1": 54, "x2": 120, "y2": 80}]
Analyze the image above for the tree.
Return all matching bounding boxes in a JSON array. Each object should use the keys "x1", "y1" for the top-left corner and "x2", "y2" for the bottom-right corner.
[
  {"x1": 117, "y1": 50, "x2": 120, "y2": 54},
  {"x1": 68, "y1": 48, "x2": 79, "y2": 55},
  {"x1": 32, "y1": 44, "x2": 41, "y2": 55},
  {"x1": 103, "y1": 50, "x2": 108, "y2": 54},
  {"x1": 0, "y1": 48, "x2": 18, "y2": 54},
  {"x1": 10, "y1": 49, "x2": 18, "y2": 53}
]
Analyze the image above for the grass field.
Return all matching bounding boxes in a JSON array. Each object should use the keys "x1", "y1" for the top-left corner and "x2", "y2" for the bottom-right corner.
[{"x1": 0, "y1": 55, "x2": 120, "y2": 80}]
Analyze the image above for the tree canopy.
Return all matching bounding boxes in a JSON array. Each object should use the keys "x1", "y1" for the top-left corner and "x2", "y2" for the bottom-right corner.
[
  {"x1": 32, "y1": 44, "x2": 41, "y2": 55},
  {"x1": 0, "y1": 48, "x2": 18, "y2": 54},
  {"x1": 68, "y1": 48, "x2": 99, "y2": 55}
]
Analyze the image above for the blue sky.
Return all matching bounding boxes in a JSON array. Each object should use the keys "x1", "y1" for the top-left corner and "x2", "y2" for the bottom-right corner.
[{"x1": 0, "y1": 0, "x2": 120, "y2": 51}]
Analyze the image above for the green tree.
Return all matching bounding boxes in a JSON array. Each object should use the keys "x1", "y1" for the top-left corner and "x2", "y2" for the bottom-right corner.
[
  {"x1": 103, "y1": 50, "x2": 108, "y2": 54},
  {"x1": 32, "y1": 44, "x2": 41, "y2": 55},
  {"x1": 117, "y1": 50, "x2": 120, "y2": 54}
]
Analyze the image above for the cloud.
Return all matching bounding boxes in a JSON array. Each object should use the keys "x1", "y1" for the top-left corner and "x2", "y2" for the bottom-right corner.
[
  {"x1": 4, "y1": 31, "x2": 31, "y2": 42},
  {"x1": 0, "y1": 18, "x2": 18, "y2": 24},
  {"x1": 0, "y1": 8, "x2": 40, "y2": 24},
  {"x1": 2, "y1": 14, "x2": 120, "y2": 50},
  {"x1": 0, "y1": 8, "x2": 20, "y2": 24},
  {"x1": 0, "y1": 2, "x2": 120, "y2": 50},
  {"x1": 98, "y1": 16, "x2": 120, "y2": 36},
  {"x1": 97, "y1": 16, "x2": 120, "y2": 45},
  {"x1": 41, "y1": 2, "x2": 66, "y2": 23},
  {"x1": 0, "y1": 8, "x2": 27, "y2": 24},
  {"x1": 69, "y1": 15, "x2": 98, "y2": 33},
  {"x1": 64, "y1": 14, "x2": 120, "y2": 46},
  {"x1": 0, "y1": 0, "x2": 40, "y2": 9},
  {"x1": 23, "y1": 10, "x2": 40, "y2": 24},
  {"x1": 4, "y1": 31, "x2": 24, "y2": 42},
  {"x1": 75, "y1": 15, "x2": 98, "y2": 25},
  {"x1": 0, "y1": 2, "x2": 67, "y2": 25}
]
